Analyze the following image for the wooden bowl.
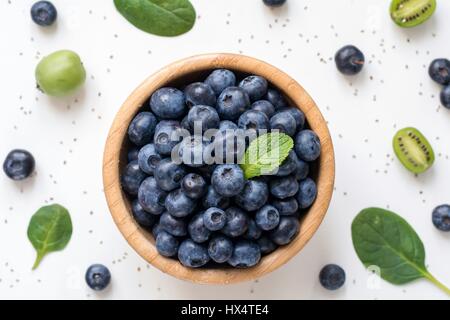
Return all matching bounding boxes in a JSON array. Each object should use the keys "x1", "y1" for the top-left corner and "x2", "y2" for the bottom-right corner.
[{"x1": 103, "y1": 53, "x2": 335, "y2": 284}]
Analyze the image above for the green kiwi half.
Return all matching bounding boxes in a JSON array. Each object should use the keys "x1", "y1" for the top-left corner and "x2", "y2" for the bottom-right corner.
[
  {"x1": 393, "y1": 127, "x2": 435, "y2": 174},
  {"x1": 390, "y1": 0, "x2": 436, "y2": 28}
]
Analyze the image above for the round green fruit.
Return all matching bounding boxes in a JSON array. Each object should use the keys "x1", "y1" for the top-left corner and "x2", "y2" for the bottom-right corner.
[{"x1": 35, "y1": 50, "x2": 86, "y2": 97}]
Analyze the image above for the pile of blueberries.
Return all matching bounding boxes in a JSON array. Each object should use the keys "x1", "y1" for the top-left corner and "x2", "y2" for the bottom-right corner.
[{"x1": 121, "y1": 69, "x2": 321, "y2": 269}]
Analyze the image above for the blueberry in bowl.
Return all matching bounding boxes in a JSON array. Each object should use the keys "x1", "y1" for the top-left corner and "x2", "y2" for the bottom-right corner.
[{"x1": 103, "y1": 54, "x2": 335, "y2": 284}]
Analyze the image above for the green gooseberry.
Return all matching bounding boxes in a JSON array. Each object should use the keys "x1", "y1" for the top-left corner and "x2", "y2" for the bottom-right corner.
[{"x1": 35, "y1": 50, "x2": 86, "y2": 97}]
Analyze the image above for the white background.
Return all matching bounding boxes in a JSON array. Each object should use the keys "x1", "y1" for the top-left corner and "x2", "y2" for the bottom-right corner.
[{"x1": 0, "y1": 0, "x2": 449, "y2": 300}]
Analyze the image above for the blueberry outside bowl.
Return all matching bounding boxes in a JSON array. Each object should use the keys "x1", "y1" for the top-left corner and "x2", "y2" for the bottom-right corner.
[{"x1": 102, "y1": 53, "x2": 335, "y2": 284}]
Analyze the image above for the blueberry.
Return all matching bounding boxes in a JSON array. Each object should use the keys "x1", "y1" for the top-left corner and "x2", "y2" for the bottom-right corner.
[
  {"x1": 85, "y1": 264, "x2": 111, "y2": 291},
  {"x1": 335, "y1": 45, "x2": 365, "y2": 75},
  {"x1": 432, "y1": 204, "x2": 450, "y2": 232},
  {"x1": 228, "y1": 240, "x2": 261, "y2": 268},
  {"x1": 131, "y1": 199, "x2": 157, "y2": 228},
  {"x1": 205, "y1": 69, "x2": 237, "y2": 96},
  {"x1": 188, "y1": 213, "x2": 211, "y2": 243},
  {"x1": 295, "y1": 129, "x2": 321, "y2": 161},
  {"x1": 165, "y1": 188, "x2": 196, "y2": 218},
  {"x1": 255, "y1": 205, "x2": 280, "y2": 231},
  {"x1": 181, "y1": 115, "x2": 191, "y2": 132},
  {"x1": 238, "y1": 110, "x2": 269, "y2": 133},
  {"x1": 138, "y1": 177, "x2": 167, "y2": 215},
  {"x1": 234, "y1": 179, "x2": 269, "y2": 211},
  {"x1": 137, "y1": 144, "x2": 162, "y2": 175},
  {"x1": 202, "y1": 185, "x2": 231, "y2": 209},
  {"x1": 203, "y1": 207, "x2": 226, "y2": 231},
  {"x1": 127, "y1": 146, "x2": 139, "y2": 162},
  {"x1": 152, "y1": 223, "x2": 163, "y2": 238},
  {"x1": 156, "y1": 231, "x2": 179, "y2": 257},
  {"x1": 3, "y1": 149, "x2": 35, "y2": 181},
  {"x1": 251, "y1": 100, "x2": 276, "y2": 118},
  {"x1": 127, "y1": 112, "x2": 157, "y2": 146},
  {"x1": 296, "y1": 178, "x2": 317, "y2": 209},
  {"x1": 219, "y1": 120, "x2": 238, "y2": 132},
  {"x1": 281, "y1": 107, "x2": 305, "y2": 130},
  {"x1": 31, "y1": 1, "x2": 57, "y2": 26},
  {"x1": 208, "y1": 235, "x2": 233, "y2": 263},
  {"x1": 178, "y1": 239, "x2": 210, "y2": 268},
  {"x1": 440, "y1": 85, "x2": 450, "y2": 109},
  {"x1": 222, "y1": 207, "x2": 249, "y2": 237},
  {"x1": 272, "y1": 198, "x2": 299, "y2": 216},
  {"x1": 121, "y1": 161, "x2": 147, "y2": 196},
  {"x1": 270, "y1": 111, "x2": 297, "y2": 136},
  {"x1": 154, "y1": 158, "x2": 187, "y2": 191},
  {"x1": 319, "y1": 264, "x2": 346, "y2": 290},
  {"x1": 178, "y1": 136, "x2": 209, "y2": 167},
  {"x1": 239, "y1": 76, "x2": 268, "y2": 101},
  {"x1": 150, "y1": 87, "x2": 186, "y2": 119},
  {"x1": 270, "y1": 176, "x2": 299, "y2": 199},
  {"x1": 243, "y1": 219, "x2": 262, "y2": 240},
  {"x1": 159, "y1": 212, "x2": 187, "y2": 237},
  {"x1": 217, "y1": 87, "x2": 250, "y2": 120},
  {"x1": 265, "y1": 88, "x2": 288, "y2": 110},
  {"x1": 270, "y1": 216, "x2": 300, "y2": 245},
  {"x1": 429, "y1": 58, "x2": 450, "y2": 85},
  {"x1": 276, "y1": 150, "x2": 299, "y2": 176},
  {"x1": 154, "y1": 120, "x2": 182, "y2": 156},
  {"x1": 257, "y1": 236, "x2": 278, "y2": 255},
  {"x1": 212, "y1": 164, "x2": 245, "y2": 197},
  {"x1": 294, "y1": 158, "x2": 310, "y2": 180},
  {"x1": 187, "y1": 105, "x2": 220, "y2": 132},
  {"x1": 184, "y1": 82, "x2": 216, "y2": 107},
  {"x1": 262, "y1": 0, "x2": 286, "y2": 7},
  {"x1": 181, "y1": 173, "x2": 207, "y2": 199}
]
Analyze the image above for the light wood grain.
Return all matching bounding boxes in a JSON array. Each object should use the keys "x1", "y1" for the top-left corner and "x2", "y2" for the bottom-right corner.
[{"x1": 102, "y1": 53, "x2": 335, "y2": 285}]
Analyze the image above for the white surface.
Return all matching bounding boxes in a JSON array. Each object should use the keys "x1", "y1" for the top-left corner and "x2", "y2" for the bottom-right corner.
[{"x1": 0, "y1": 0, "x2": 449, "y2": 300}]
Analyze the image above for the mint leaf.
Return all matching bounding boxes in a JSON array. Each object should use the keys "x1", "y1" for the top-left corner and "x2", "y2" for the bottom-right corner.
[{"x1": 240, "y1": 132, "x2": 294, "y2": 179}]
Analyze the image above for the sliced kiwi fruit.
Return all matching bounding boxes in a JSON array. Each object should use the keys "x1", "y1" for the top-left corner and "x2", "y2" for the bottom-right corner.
[
  {"x1": 390, "y1": 0, "x2": 436, "y2": 28},
  {"x1": 393, "y1": 127, "x2": 435, "y2": 174}
]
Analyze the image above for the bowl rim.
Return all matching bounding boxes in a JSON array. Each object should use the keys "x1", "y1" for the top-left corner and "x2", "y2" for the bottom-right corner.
[{"x1": 102, "y1": 53, "x2": 335, "y2": 285}]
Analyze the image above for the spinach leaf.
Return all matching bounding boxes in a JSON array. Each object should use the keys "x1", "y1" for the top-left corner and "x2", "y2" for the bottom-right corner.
[
  {"x1": 27, "y1": 204, "x2": 73, "y2": 270},
  {"x1": 352, "y1": 208, "x2": 450, "y2": 295},
  {"x1": 114, "y1": 0, "x2": 196, "y2": 37}
]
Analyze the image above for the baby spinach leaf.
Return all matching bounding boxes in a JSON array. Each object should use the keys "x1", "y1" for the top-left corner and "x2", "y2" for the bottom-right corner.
[
  {"x1": 352, "y1": 207, "x2": 450, "y2": 295},
  {"x1": 240, "y1": 132, "x2": 293, "y2": 179},
  {"x1": 114, "y1": 0, "x2": 196, "y2": 37},
  {"x1": 27, "y1": 204, "x2": 73, "y2": 270}
]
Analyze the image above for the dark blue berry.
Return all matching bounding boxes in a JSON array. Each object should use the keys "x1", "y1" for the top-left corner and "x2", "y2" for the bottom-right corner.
[
  {"x1": 202, "y1": 185, "x2": 230, "y2": 209},
  {"x1": 296, "y1": 178, "x2": 317, "y2": 209},
  {"x1": 154, "y1": 120, "x2": 182, "y2": 156},
  {"x1": 150, "y1": 87, "x2": 186, "y2": 119},
  {"x1": 335, "y1": 45, "x2": 365, "y2": 75},
  {"x1": 440, "y1": 85, "x2": 450, "y2": 109},
  {"x1": 212, "y1": 164, "x2": 245, "y2": 197},
  {"x1": 270, "y1": 111, "x2": 297, "y2": 136},
  {"x1": 319, "y1": 264, "x2": 346, "y2": 290},
  {"x1": 238, "y1": 110, "x2": 269, "y2": 133},
  {"x1": 239, "y1": 76, "x2": 268, "y2": 101},
  {"x1": 251, "y1": 100, "x2": 276, "y2": 118},
  {"x1": 243, "y1": 219, "x2": 262, "y2": 240},
  {"x1": 181, "y1": 173, "x2": 207, "y2": 199},
  {"x1": 180, "y1": 115, "x2": 191, "y2": 132},
  {"x1": 203, "y1": 207, "x2": 226, "y2": 231},
  {"x1": 165, "y1": 188, "x2": 196, "y2": 218},
  {"x1": 188, "y1": 213, "x2": 211, "y2": 243},
  {"x1": 205, "y1": 69, "x2": 236, "y2": 96},
  {"x1": 219, "y1": 120, "x2": 238, "y2": 132},
  {"x1": 270, "y1": 216, "x2": 299, "y2": 245},
  {"x1": 184, "y1": 82, "x2": 216, "y2": 107},
  {"x1": 131, "y1": 199, "x2": 157, "y2": 228},
  {"x1": 234, "y1": 179, "x2": 269, "y2": 211},
  {"x1": 222, "y1": 207, "x2": 249, "y2": 237},
  {"x1": 127, "y1": 146, "x2": 139, "y2": 162},
  {"x1": 154, "y1": 158, "x2": 187, "y2": 192},
  {"x1": 255, "y1": 205, "x2": 280, "y2": 231},
  {"x1": 228, "y1": 240, "x2": 261, "y2": 268},
  {"x1": 208, "y1": 235, "x2": 233, "y2": 263},
  {"x1": 3, "y1": 149, "x2": 35, "y2": 181},
  {"x1": 270, "y1": 176, "x2": 299, "y2": 199},
  {"x1": 257, "y1": 236, "x2": 278, "y2": 255},
  {"x1": 432, "y1": 204, "x2": 450, "y2": 232},
  {"x1": 138, "y1": 143, "x2": 162, "y2": 175},
  {"x1": 217, "y1": 87, "x2": 250, "y2": 120},
  {"x1": 272, "y1": 198, "x2": 299, "y2": 216},
  {"x1": 294, "y1": 158, "x2": 310, "y2": 180},
  {"x1": 138, "y1": 177, "x2": 167, "y2": 215},
  {"x1": 281, "y1": 107, "x2": 305, "y2": 130},
  {"x1": 178, "y1": 136, "x2": 209, "y2": 167},
  {"x1": 276, "y1": 150, "x2": 299, "y2": 176},
  {"x1": 295, "y1": 129, "x2": 321, "y2": 161},
  {"x1": 187, "y1": 105, "x2": 220, "y2": 132},
  {"x1": 121, "y1": 161, "x2": 147, "y2": 196},
  {"x1": 429, "y1": 58, "x2": 450, "y2": 85},
  {"x1": 159, "y1": 212, "x2": 187, "y2": 237},
  {"x1": 265, "y1": 88, "x2": 287, "y2": 110},
  {"x1": 152, "y1": 223, "x2": 163, "y2": 238},
  {"x1": 156, "y1": 231, "x2": 179, "y2": 257},
  {"x1": 178, "y1": 239, "x2": 210, "y2": 268},
  {"x1": 127, "y1": 112, "x2": 157, "y2": 146},
  {"x1": 263, "y1": 0, "x2": 286, "y2": 7},
  {"x1": 85, "y1": 264, "x2": 111, "y2": 291},
  {"x1": 31, "y1": 1, "x2": 57, "y2": 26}
]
